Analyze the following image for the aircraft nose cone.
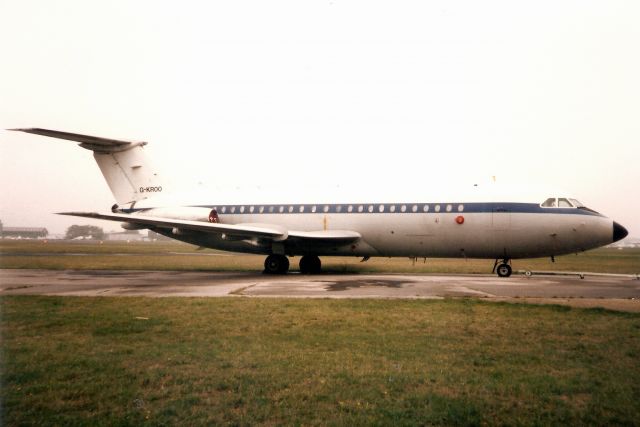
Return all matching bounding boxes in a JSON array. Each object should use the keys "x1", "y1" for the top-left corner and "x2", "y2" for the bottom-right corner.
[{"x1": 613, "y1": 221, "x2": 628, "y2": 242}]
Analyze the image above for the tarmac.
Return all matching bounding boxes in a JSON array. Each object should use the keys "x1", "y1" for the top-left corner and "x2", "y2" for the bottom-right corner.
[{"x1": 2, "y1": 269, "x2": 640, "y2": 311}]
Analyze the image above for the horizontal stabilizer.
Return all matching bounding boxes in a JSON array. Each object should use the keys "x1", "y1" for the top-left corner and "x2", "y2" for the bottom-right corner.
[{"x1": 8, "y1": 128, "x2": 145, "y2": 153}]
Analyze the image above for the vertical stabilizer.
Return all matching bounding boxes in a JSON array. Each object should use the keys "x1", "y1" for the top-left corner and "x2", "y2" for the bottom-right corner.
[
  {"x1": 9, "y1": 128, "x2": 167, "y2": 205},
  {"x1": 93, "y1": 145, "x2": 165, "y2": 204}
]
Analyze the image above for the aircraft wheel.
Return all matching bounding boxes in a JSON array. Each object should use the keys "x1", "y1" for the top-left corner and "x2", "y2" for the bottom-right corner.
[
  {"x1": 496, "y1": 263, "x2": 512, "y2": 278},
  {"x1": 299, "y1": 255, "x2": 322, "y2": 274},
  {"x1": 264, "y1": 254, "x2": 290, "y2": 274}
]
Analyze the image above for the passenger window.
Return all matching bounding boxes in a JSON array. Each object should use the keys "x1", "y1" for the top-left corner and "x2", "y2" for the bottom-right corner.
[
  {"x1": 541, "y1": 198, "x2": 557, "y2": 207},
  {"x1": 336, "y1": 205, "x2": 342, "y2": 213},
  {"x1": 379, "y1": 205, "x2": 385, "y2": 213},
  {"x1": 401, "y1": 205, "x2": 407, "y2": 212},
  {"x1": 358, "y1": 205, "x2": 364, "y2": 213},
  {"x1": 423, "y1": 205, "x2": 429, "y2": 212},
  {"x1": 324, "y1": 205, "x2": 330, "y2": 213},
  {"x1": 311, "y1": 205, "x2": 317, "y2": 213},
  {"x1": 368, "y1": 205, "x2": 374, "y2": 213},
  {"x1": 390, "y1": 205, "x2": 396, "y2": 213},
  {"x1": 288, "y1": 206, "x2": 294, "y2": 213},
  {"x1": 299, "y1": 206, "x2": 305, "y2": 213},
  {"x1": 558, "y1": 198, "x2": 572, "y2": 208},
  {"x1": 348, "y1": 205, "x2": 353, "y2": 213}
]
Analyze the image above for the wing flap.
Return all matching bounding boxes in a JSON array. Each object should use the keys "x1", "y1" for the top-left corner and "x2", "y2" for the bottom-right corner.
[{"x1": 288, "y1": 229, "x2": 361, "y2": 243}]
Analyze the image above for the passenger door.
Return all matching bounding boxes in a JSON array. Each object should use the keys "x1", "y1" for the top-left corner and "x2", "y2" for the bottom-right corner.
[{"x1": 492, "y1": 205, "x2": 511, "y2": 230}]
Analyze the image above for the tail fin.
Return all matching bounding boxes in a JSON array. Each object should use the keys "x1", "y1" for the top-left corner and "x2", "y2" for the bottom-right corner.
[{"x1": 9, "y1": 128, "x2": 167, "y2": 205}]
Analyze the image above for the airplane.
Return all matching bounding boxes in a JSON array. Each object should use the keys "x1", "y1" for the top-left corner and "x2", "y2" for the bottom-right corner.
[{"x1": 9, "y1": 128, "x2": 629, "y2": 277}]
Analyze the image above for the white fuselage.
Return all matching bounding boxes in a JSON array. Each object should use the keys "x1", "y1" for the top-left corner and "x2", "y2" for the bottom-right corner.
[{"x1": 133, "y1": 198, "x2": 615, "y2": 260}]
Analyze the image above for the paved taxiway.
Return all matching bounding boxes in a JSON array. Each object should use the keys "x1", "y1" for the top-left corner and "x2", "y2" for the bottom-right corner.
[{"x1": 2, "y1": 269, "x2": 639, "y2": 311}]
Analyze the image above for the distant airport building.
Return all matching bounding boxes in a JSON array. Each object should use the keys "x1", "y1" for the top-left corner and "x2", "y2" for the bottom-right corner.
[
  {"x1": 609, "y1": 237, "x2": 639, "y2": 249},
  {"x1": 1, "y1": 226, "x2": 49, "y2": 239},
  {"x1": 106, "y1": 230, "x2": 147, "y2": 242}
]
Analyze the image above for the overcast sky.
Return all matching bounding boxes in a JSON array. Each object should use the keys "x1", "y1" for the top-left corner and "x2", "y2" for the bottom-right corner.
[{"x1": 1, "y1": 0, "x2": 638, "y2": 237}]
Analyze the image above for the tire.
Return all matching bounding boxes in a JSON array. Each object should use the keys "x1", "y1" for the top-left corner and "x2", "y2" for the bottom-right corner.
[
  {"x1": 496, "y1": 263, "x2": 512, "y2": 278},
  {"x1": 299, "y1": 255, "x2": 321, "y2": 274},
  {"x1": 264, "y1": 254, "x2": 290, "y2": 274}
]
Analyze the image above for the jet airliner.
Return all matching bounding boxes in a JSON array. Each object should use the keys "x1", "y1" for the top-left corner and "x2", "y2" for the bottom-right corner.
[{"x1": 10, "y1": 128, "x2": 628, "y2": 277}]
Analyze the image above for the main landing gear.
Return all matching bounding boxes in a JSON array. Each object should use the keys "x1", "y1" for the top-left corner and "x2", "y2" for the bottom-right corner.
[
  {"x1": 493, "y1": 259, "x2": 513, "y2": 278},
  {"x1": 264, "y1": 254, "x2": 289, "y2": 274},
  {"x1": 263, "y1": 254, "x2": 322, "y2": 274},
  {"x1": 299, "y1": 255, "x2": 322, "y2": 274}
]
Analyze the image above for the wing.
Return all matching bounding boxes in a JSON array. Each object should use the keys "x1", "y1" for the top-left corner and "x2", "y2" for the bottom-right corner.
[
  {"x1": 59, "y1": 211, "x2": 288, "y2": 240},
  {"x1": 59, "y1": 211, "x2": 361, "y2": 244}
]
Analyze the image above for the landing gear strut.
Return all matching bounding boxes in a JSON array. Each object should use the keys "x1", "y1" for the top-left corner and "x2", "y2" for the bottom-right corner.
[
  {"x1": 299, "y1": 255, "x2": 322, "y2": 274},
  {"x1": 264, "y1": 254, "x2": 290, "y2": 274},
  {"x1": 493, "y1": 259, "x2": 512, "y2": 278}
]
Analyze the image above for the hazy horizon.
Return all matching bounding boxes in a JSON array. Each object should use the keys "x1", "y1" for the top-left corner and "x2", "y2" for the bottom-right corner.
[{"x1": 1, "y1": 1, "x2": 638, "y2": 237}]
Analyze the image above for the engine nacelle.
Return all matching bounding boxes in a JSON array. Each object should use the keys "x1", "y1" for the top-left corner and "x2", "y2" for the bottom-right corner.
[
  {"x1": 121, "y1": 222, "x2": 147, "y2": 230},
  {"x1": 138, "y1": 207, "x2": 216, "y2": 223}
]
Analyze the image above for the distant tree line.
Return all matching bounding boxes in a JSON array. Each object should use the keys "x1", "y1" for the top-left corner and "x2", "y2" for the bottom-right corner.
[{"x1": 65, "y1": 225, "x2": 104, "y2": 240}]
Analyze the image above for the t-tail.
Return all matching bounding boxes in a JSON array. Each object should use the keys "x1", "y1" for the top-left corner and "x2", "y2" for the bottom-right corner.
[{"x1": 9, "y1": 128, "x2": 166, "y2": 206}]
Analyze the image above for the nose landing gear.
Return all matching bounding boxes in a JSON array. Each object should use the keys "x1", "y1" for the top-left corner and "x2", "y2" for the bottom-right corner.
[{"x1": 493, "y1": 259, "x2": 513, "y2": 277}]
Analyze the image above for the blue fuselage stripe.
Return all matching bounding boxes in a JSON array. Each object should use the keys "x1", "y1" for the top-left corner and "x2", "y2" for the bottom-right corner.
[{"x1": 124, "y1": 202, "x2": 603, "y2": 217}]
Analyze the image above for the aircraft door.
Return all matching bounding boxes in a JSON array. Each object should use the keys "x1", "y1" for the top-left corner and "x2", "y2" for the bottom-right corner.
[
  {"x1": 491, "y1": 205, "x2": 512, "y2": 256},
  {"x1": 492, "y1": 205, "x2": 511, "y2": 230}
]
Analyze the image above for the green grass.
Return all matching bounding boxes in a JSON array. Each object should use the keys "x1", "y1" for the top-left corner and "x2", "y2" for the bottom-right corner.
[
  {"x1": 1, "y1": 240, "x2": 639, "y2": 274},
  {"x1": 1, "y1": 297, "x2": 639, "y2": 425}
]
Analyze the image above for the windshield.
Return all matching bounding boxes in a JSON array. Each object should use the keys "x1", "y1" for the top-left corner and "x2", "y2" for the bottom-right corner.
[
  {"x1": 540, "y1": 197, "x2": 582, "y2": 208},
  {"x1": 541, "y1": 197, "x2": 557, "y2": 207},
  {"x1": 540, "y1": 197, "x2": 600, "y2": 214},
  {"x1": 558, "y1": 198, "x2": 572, "y2": 207},
  {"x1": 569, "y1": 198, "x2": 585, "y2": 208}
]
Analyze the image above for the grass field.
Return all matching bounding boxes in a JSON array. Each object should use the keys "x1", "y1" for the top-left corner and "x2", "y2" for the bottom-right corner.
[
  {"x1": 1, "y1": 297, "x2": 639, "y2": 425},
  {"x1": 2, "y1": 240, "x2": 639, "y2": 424},
  {"x1": 1, "y1": 240, "x2": 639, "y2": 274}
]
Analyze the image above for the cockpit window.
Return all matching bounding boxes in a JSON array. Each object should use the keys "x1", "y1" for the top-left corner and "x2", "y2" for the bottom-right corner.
[
  {"x1": 569, "y1": 198, "x2": 584, "y2": 208},
  {"x1": 558, "y1": 198, "x2": 572, "y2": 208},
  {"x1": 541, "y1": 197, "x2": 557, "y2": 207},
  {"x1": 541, "y1": 197, "x2": 599, "y2": 214},
  {"x1": 541, "y1": 197, "x2": 580, "y2": 208}
]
